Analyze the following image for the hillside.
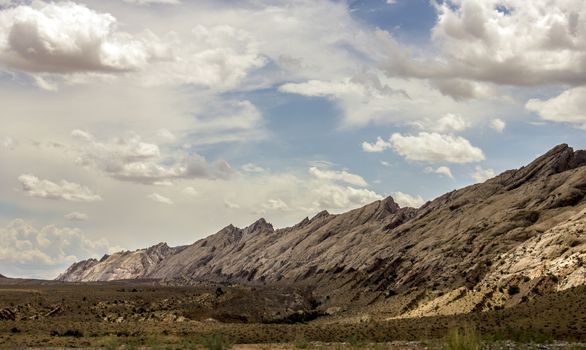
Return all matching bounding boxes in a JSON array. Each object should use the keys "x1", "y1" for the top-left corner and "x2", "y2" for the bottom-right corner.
[{"x1": 57, "y1": 144, "x2": 586, "y2": 318}]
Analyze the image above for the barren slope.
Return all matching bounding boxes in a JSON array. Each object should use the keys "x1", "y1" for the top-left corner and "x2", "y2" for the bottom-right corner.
[{"x1": 57, "y1": 144, "x2": 586, "y2": 316}]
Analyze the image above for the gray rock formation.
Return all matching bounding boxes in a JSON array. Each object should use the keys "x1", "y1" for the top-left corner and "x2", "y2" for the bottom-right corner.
[{"x1": 57, "y1": 144, "x2": 586, "y2": 313}]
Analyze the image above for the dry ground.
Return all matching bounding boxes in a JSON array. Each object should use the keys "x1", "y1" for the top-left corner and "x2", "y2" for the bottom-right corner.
[{"x1": 0, "y1": 279, "x2": 585, "y2": 348}]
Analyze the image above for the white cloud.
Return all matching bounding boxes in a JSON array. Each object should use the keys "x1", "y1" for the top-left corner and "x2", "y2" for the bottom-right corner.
[
  {"x1": 0, "y1": 219, "x2": 116, "y2": 279},
  {"x1": 392, "y1": 191, "x2": 425, "y2": 208},
  {"x1": 386, "y1": 0, "x2": 586, "y2": 88},
  {"x1": 182, "y1": 186, "x2": 198, "y2": 196},
  {"x1": 490, "y1": 118, "x2": 506, "y2": 133},
  {"x1": 147, "y1": 192, "x2": 173, "y2": 205},
  {"x1": 362, "y1": 137, "x2": 392, "y2": 153},
  {"x1": 433, "y1": 113, "x2": 470, "y2": 133},
  {"x1": 18, "y1": 174, "x2": 102, "y2": 202},
  {"x1": 390, "y1": 132, "x2": 485, "y2": 163},
  {"x1": 0, "y1": 2, "x2": 161, "y2": 74},
  {"x1": 65, "y1": 212, "x2": 89, "y2": 221},
  {"x1": 426, "y1": 165, "x2": 454, "y2": 179},
  {"x1": 312, "y1": 185, "x2": 382, "y2": 210},
  {"x1": 71, "y1": 130, "x2": 234, "y2": 184},
  {"x1": 261, "y1": 198, "x2": 289, "y2": 212},
  {"x1": 224, "y1": 200, "x2": 240, "y2": 209},
  {"x1": 472, "y1": 166, "x2": 496, "y2": 183},
  {"x1": 2, "y1": 136, "x2": 15, "y2": 150},
  {"x1": 526, "y1": 87, "x2": 586, "y2": 127},
  {"x1": 386, "y1": 0, "x2": 397, "y2": 5},
  {"x1": 242, "y1": 163, "x2": 265, "y2": 173},
  {"x1": 309, "y1": 166, "x2": 368, "y2": 187},
  {"x1": 122, "y1": 0, "x2": 180, "y2": 5},
  {"x1": 155, "y1": 129, "x2": 176, "y2": 142}
]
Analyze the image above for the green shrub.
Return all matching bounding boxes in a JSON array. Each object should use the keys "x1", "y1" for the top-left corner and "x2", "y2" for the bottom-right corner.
[
  {"x1": 294, "y1": 336, "x2": 309, "y2": 349},
  {"x1": 507, "y1": 285, "x2": 520, "y2": 295},
  {"x1": 201, "y1": 334, "x2": 231, "y2": 350},
  {"x1": 443, "y1": 327, "x2": 481, "y2": 350}
]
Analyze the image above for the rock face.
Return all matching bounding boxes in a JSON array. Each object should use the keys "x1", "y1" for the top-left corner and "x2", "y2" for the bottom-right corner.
[
  {"x1": 57, "y1": 243, "x2": 183, "y2": 282},
  {"x1": 57, "y1": 144, "x2": 586, "y2": 315}
]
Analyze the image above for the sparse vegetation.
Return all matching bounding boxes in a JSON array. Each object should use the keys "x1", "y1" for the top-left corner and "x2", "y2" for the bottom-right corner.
[
  {"x1": 508, "y1": 285, "x2": 520, "y2": 295},
  {"x1": 443, "y1": 327, "x2": 481, "y2": 350}
]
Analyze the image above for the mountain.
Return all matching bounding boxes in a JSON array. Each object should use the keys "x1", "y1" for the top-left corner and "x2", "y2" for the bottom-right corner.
[{"x1": 57, "y1": 144, "x2": 586, "y2": 317}]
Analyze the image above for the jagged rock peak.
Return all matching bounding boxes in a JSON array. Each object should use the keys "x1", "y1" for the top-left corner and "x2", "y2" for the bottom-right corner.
[
  {"x1": 311, "y1": 210, "x2": 330, "y2": 221},
  {"x1": 146, "y1": 242, "x2": 171, "y2": 253},
  {"x1": 500, "y1": 144, "x2": 586, "y2": 189},
  {"x1": 244, "y1": 218, "x2": 274, "y2": 235},
  {"x1": 381, "y1": 196, "x2": 401, "y2": 211}
]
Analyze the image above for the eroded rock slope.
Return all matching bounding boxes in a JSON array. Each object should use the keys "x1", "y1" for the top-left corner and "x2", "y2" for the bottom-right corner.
[{"x1": 57, "y1": 144, "x2": 586, "y2": 316}]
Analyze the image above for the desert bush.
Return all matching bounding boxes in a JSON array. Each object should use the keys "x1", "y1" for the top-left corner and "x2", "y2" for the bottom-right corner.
[
  {"x1": 443, "y1": 327, "x2": 481, "y2": 350},
  {"x1": 294, "y1": 336, "x2": 310, "y2": 349},
  {"x1": 201, "y1": 334, "x2": 231, "y2": 350},
  {"x1": 507, "y1": 285, "x2": 520, "y2": 295}
]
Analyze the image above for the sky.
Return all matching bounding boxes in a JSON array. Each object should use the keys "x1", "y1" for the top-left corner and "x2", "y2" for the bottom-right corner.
[{"x1": 1, "y1": 0, "x2": 586, "y2": 279}]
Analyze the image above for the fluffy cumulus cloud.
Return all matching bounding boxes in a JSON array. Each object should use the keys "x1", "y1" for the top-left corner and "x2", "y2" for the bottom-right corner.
[
  {"x1": 309, "y1": 167, "x2": 368, "y2": 187},
  {"x1": 0, "y1": 1, "x2": 163, "y2": 74},
  {"x1": 392, "y1": 191, "x2": 425, "y2": 208},
  {"x1": 389, "y1": 132, "x2": 485, "y2": 163},
  {"x1": 261, "y1": 198, "x2": 289, "y2": 212},
  {"x1": 490, "y1": 118, "x2": 506, "y2": 132},
  {"x1": 472, "y1": 166, "x2": 496, "y2": 183},
  {"x1": 312, "y1": 185, "x2": 382, "y2": 210},
  {"x1": 426, "y1": 166, "x2": 454, "y2": 179},
  {"x1": 0, "y1": 219, "x2": 115, "y2": 278},
  {"x1": 429, "y1": 113, "x2": 470, "y2": 133},
  {"x1": 18, "y1": 174, "x2": 102, "y2": 202},
  {"x1": 526, "y1": 87, "x2": 586, "y2": 127},
  {"x1": 362, "y1": 137, "x2": 392, "y2": 153},
  {"x1": 386, "y1": 0, "x2": 586, "y2": 88},
  {"x1": 64, "y1": 212, "x2": 89, "y2": 221},
  {"x1": 71, "y1": 130, "x2": 234, "y2": 184}
]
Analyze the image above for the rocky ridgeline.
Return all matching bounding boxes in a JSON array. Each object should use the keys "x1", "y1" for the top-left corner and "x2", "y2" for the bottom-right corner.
[{"x1": 57, "y1": 144, "x2": 586, "y2": 318}]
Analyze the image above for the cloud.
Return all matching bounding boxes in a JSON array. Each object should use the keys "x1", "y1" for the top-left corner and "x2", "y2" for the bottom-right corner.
[
  {"x1": 242, "y1": 163, "x2": 265, "y2": 173},
  {"x1": 278, "y1": 70, "x2": 413, "y2": 127},
  {"x1": 431, "y1": 113, "x2": 470, "y2": 133},
  {"x1": 18, "y1": 174, "x2": 102, "y2": 202},
  {"x1": 182, "y1": 187, "x2": 198, "y2": 196},
  {"x1": 390, "y1": 132, "x2": 485, "y2": 163},
  {"x1": 312, "y1": 185, "x2": 382, "y2": 210},
  {"x1": 64, "y1": 212, "x2": 89, "y2": 221},
  {"x1": 490, "y1": 118, "x2": 506, "y2": 133},
  {"x1": 122, "y1": 0, "x2": 180, "y2": 4},
  {"x1": 224, "y1": 200, "x2": 240, "y2": 209},
  {"x1": 309, "y1": 166, "x2": 368, "y2": 187},
  {"x1": 426, "y1": 166, "x2": 454, "y2": 179},
  {"x1": 0, "y1": 2, "x2": 162, "y2": 74},
  {"x1": 0, "y1": 219, "x2": 116, "y2": 279},
  {"x1": 392, "y1": 191, "x2": 425, "y2": 208},
  {"x1": 2, "y1": 136, "x2": 15, "y2": 150},
  {"x1": 526, "y1": 87, "x2": 586, "y2": 127},
  {"x1": 71, "y1": 130, "x2": 234, "y2": 184},
  {"x1": 472, "y1": 166, "x2": 496, "y2": 183},
  {"x1": 362, "y1": 137, "x2": 392, "y2": 153},
  {"x1": 385, "y1": 0, "x2": 586, "y2": 87},
  {"x1": 147, "y1": 192, "x2": 173, "y2": 205},
  {"x1": 261, "y1": 198, "x2": 289, "y2": 212}
]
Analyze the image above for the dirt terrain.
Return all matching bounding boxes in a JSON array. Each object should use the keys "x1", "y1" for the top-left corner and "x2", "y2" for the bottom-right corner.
[{"x1": 0, "y1": 278, "x2": 585, "y2": 348}]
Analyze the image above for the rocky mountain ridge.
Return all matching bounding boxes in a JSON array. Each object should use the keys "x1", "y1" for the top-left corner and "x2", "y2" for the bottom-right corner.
[{"x1": 57, "y1": 144, "x2": 586, "y2": 317}]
